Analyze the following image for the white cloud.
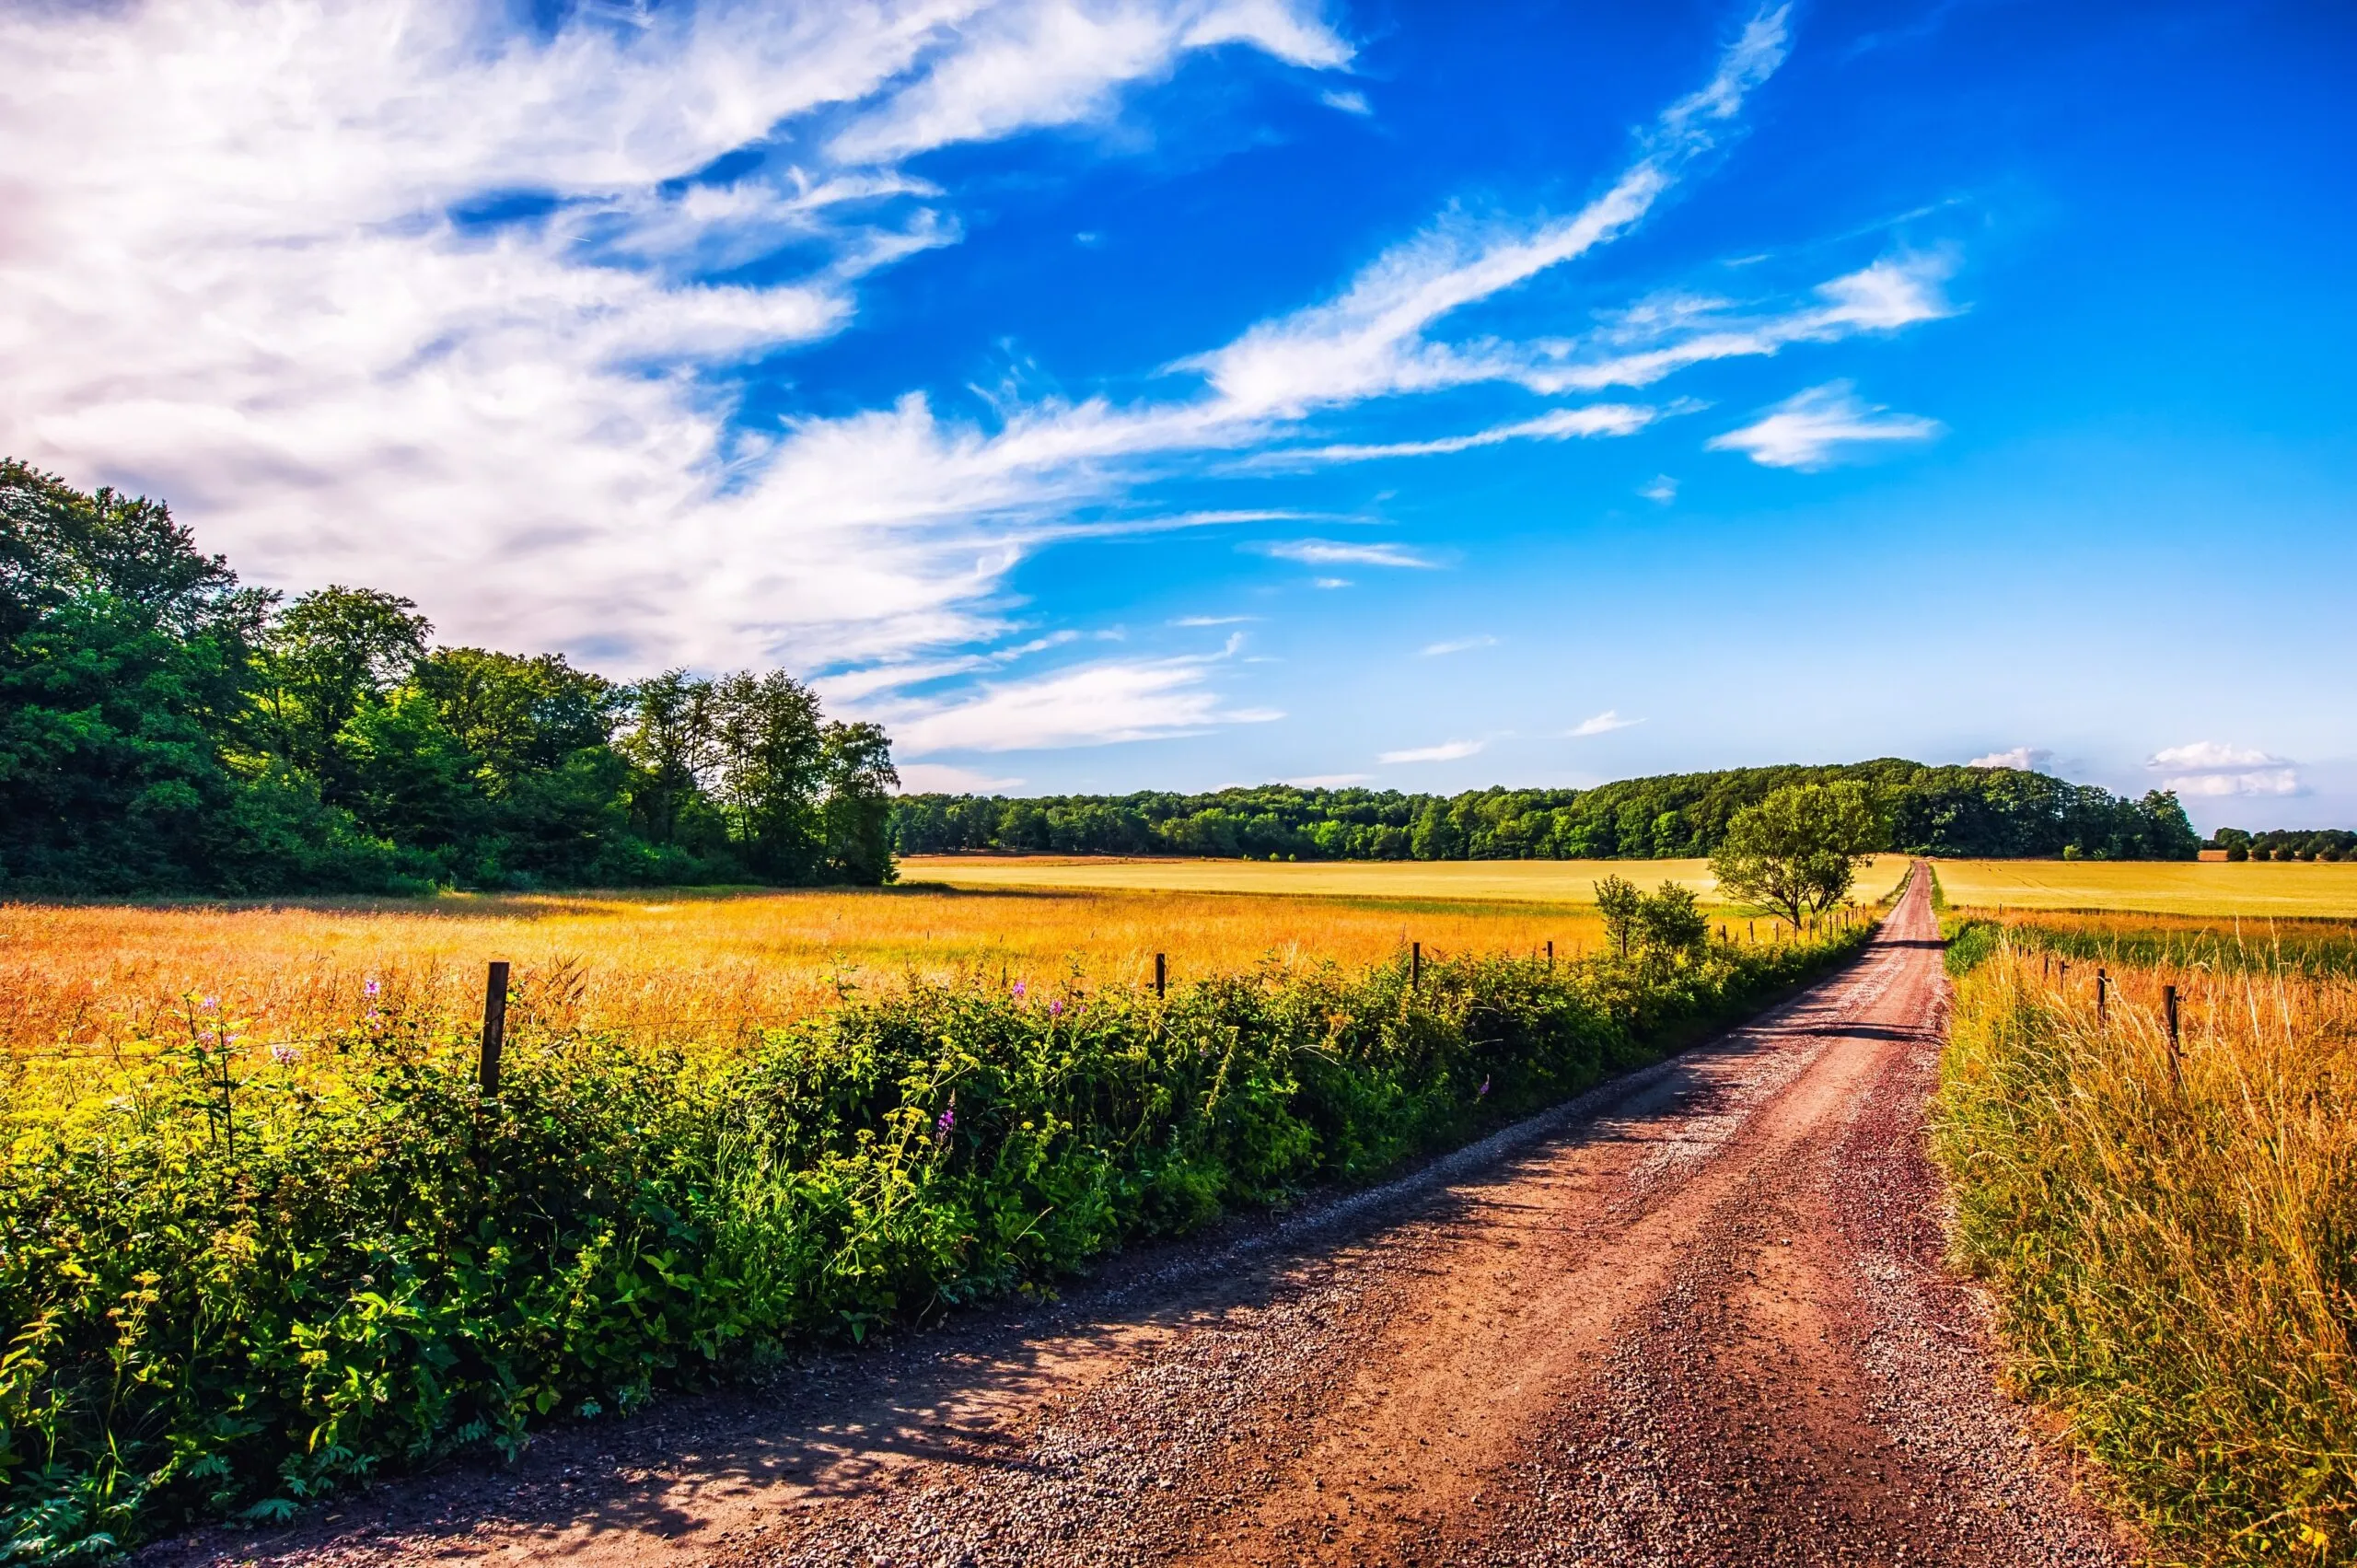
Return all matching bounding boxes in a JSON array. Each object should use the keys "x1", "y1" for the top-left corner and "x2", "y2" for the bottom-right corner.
[
  {"x1": 0, "y1": 0, "x2": 1346, "y2": 674},
  {"x1": 1255, "y1": 404, "x2": 1656, "y2": 465},
  {"x1": 2149, "y1": 741, "x2": 2278, "y2": 771},
  {"x1": 1567, "y1": 710, "x2": 1640, "y2": 737},
  {"x1": 1169, "y1": 613, "x2": 1260, "y2": 626},
  {"x1": 1639, "y1": 474, "x2": 1678, "y2": 505},
  {"x1": 1312, "y1": 576, "x2": 1353, "y2": 589},
  {"x1": 2165, "y1": 770, "x2": 2304, "y2": 798},
  {"x1": 1258, "y1": 539, "x2": 1437, "y2": 568},
  {"x1": 827, "y1": 0, "x2": 1350, "y2": 164},
  {"x1": 1968, "y1": 746, "x2": 2054, "y2": 772},
  {"x1": 0, "y1": 0, "x2": 1945, "y2": 762},
  {"x1": 1379, "y1": 739, "x2": 1484, "y2": 763},
  {"x1": 896, "y1": 761, "x2": 1027, "y2": 794},
  {"x1": 1707, "y1": 381, "x2": 1942, "y2": 470},
  {"x1": 1283, "y1": 772, "x2": 1373, "y2": 787},
  {"x1": 1319, "y1": 88, "x2": 1372, "y2": 116},
  {"x1": 879, "y1": 650, "x2": 1279, "y2": 753},
  {"x1": 2147, "y1": 741, "x2": 2303, "y2": 798},
  {"x1": 1422, "y1": 635, "x2": 1498, "y2": 656}
]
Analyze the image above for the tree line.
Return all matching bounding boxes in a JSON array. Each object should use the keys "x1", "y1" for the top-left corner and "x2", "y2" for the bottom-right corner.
[
  {"x1": 2209, "y1": 828, "x2": 2357, "y2": 862},
  {"x1": 0, "y1": 461, "x2": 897, "y2": 894},
  {"x1": 892, "y1": 759, "x2": 2202, "y2": 863}
]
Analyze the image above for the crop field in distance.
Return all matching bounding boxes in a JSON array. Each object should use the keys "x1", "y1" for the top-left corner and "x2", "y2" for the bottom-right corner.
[
  {"x1": 0, "y1": 883, "x2": 1652, "y2": 1059},
  {"x1": 1936, "y1": 857, "x2": 2357, "y2": 918},
  {"x1": 902, "y1": 854, "x2": 1922, "y2": 903}
]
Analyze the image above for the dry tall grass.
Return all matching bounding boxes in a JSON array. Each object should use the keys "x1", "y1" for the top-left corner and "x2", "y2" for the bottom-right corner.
[
  {"x1": 1935, "y1": 941, "x2": 2357, "y2": 1563},
  {"x1": 0, "y1": 886, "x2": 1613, "y2": 1061}
]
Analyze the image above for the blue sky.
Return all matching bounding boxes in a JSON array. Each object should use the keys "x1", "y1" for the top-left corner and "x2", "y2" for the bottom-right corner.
[{"x1": 6, "y1": 0, "x2": 2352, "y2": 828}]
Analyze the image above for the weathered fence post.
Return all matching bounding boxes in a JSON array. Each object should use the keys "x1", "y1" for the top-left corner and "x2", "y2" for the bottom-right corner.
[
  {"x1": 480, "y1": 960, "x2": 509, "y2": 1097},
  {"x1": 1545, "y1": 939, "x2": 1553, "y2": 969},
  {"x1": 1411, "y1": 941, "x2": 1422, "y2": 990},
  {"x1": 2096, "y1": 968, "x2": 2108, "y2": 1025},
  {"x1": 1155, "y1": 951, "x2": 1167, "y2": 999},
  {"x1": 2165, "y1": 983, "x2": 2183, "y2": 1091}
]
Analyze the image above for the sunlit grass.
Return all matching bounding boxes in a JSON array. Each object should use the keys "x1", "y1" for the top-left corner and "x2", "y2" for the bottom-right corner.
[{"x1": 1935, "y1": 926, "x2": 2357, "y2": 1563}]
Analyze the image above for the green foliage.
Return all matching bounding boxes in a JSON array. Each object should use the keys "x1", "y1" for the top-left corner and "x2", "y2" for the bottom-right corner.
[
  {"x1": 1594, "y1": 877, "x2": 1706, "y2": 962},
  {"x1": 1707, "y1": 782, "x2": 1884, "y2": 924},
  {"x1": 892, "y1": 760, "x2": 2202, "y2": 864},
  {"x1": 0, "y1": 925, "x2": 1869, "y2": 1553},
  {"x1": 0, "y1": 461, "x2": 897, "y2": 894},
  {"x1": 2209, "y1": 826, "x2": 2357, "y2": 863}
]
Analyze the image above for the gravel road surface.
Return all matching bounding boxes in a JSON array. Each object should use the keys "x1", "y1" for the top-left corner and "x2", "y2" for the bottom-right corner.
[{"x1": 148, "y1": 864, "x2": 2130, "y2": 1567}]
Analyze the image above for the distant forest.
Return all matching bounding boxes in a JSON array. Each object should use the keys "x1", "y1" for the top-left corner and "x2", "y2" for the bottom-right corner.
[
  {"x1": 0, "y1": 461, "x2": 897, "y2": 895},
  {"x1": 2211, "y1": 828, "x2": 2357, "y2": 862},
  {"x1": 892, "y1": 761, "x2": 2205, "y2": 863}
]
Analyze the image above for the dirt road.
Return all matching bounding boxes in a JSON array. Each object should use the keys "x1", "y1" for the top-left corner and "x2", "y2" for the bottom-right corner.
[{"x1": 157, "y1": 865, "x2": 2128, "y2": 1567}]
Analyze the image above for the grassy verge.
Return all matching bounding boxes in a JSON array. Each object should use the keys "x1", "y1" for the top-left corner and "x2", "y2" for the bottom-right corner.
[
  {"x1": 1, "y1": 924, "x2": 1871, "y2": 1558},
  {"x1": 1932, "y1": 938, "x2": 2357, "y2": 1563}
]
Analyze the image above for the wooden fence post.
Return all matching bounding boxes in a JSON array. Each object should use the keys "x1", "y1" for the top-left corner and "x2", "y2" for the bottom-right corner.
[
  {"x1": 2165, "y1": 984, "x2": 2183, "y2": 1091},
  {"x1": 2096, "y1": 968, "x2": 2107, "y2": 1025},
  {"x1": 480, "y1": 960, "x2": 509, "y2": 1097},
  {"x1": 1411, "y1": 941, "x2": 1422, "y2": 990},
  {"x1": 1155, "y1": 952, "x2": 1167, "y2": 999},
  {"x1": 1545, "y1": 939, "x2": 1553, "y2": 969}
]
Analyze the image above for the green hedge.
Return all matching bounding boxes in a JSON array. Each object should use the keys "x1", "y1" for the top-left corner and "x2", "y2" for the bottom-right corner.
[{"x1": 0, "y1": 928, "x2": 1866, "y2": 1557}]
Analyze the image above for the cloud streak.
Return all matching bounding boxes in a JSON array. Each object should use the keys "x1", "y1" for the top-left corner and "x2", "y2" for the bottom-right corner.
[
  {"x1": 1379, "y1": 739, "x2": 1485, "y2": 764},
  {"x1": 1708, "y1": 381, "x2": 1942, "y2": 469}
]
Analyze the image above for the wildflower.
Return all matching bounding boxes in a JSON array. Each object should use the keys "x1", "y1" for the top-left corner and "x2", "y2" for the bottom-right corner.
[
  {"x1": 201, "y1": 996, "x2": 217, "y2": 1011},
  {"x1": 1012, "y1": 980, "x2": 1027, "y2": 998},
  {"x1": 1049, "y1": 998, "x2": 1063, "y2": 1017},
  {"x1": 271, "y1": 1043, "x2": 299, "y2": 1067},
  {"x1": 364, "y1": 979, "x2": 381, "y2": 998},
  {"x1": 935, "y1": 1098, "x2": 958, "y2": 1145},
  {"x1": 1477, "y1": 1074, "x2": 1491, "y2": 1098}
]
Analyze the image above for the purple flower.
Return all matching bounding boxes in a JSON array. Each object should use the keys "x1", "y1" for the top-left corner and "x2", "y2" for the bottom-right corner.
[
  {"x1": 935, "y1": 1101, "x2": 957, "y2": 1145},
  {"x1": 200, "y1": 996, "x2": 217, "y2": 1011},
  {"x1": 363, "y1": 979, "x2": 380, "y2": 999},
  {"x1": 1477, "y1": 1074, "x2": 1491, "y2": 1098},
  {"x1": 1049, "y1": 998, "x2": 1063, "y2": 1017},
  {"x1": 271, "y1": 1043, "x2": 299, "y2": 1066},
  {"x1": 1012, "y1": 980, "x2": 1027, "y2": 998}
]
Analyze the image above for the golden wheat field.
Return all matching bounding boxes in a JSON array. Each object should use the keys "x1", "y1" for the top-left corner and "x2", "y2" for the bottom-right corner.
[
  {"x1": 1935, "y1": 857, "x2": 2357, "y2": 917},
  {"x1": 0, "y1": 883, "x2": 1631, "y2": 1057},
  {"x1": 902, "y1": 853, "x2": 1922, "y2": 902}
]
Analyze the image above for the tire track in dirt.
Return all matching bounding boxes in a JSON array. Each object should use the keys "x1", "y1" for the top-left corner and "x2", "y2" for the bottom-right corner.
[{"x1": 148, "y1": 864, "x2": 2130, "y2": 1567}]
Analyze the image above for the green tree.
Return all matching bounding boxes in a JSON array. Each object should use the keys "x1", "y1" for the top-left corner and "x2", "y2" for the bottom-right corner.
[
  {"x1": 709, "y1": 669, "x2": 827, "y2": 878},
  {"x1": 1709, "y1": 783, "x2": 1884, "y2": 925},
  {"x1": 260, "y1": 587, "x2": 430, "y2": 791},
  {"x1": 819, "y1": 719, "x2": 899, "y2": 884}
]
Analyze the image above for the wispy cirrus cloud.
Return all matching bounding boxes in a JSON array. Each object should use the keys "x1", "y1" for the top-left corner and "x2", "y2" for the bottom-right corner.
[
  {"x1": 1255, "y1": 539, "x2": 1439, "y2": 569},
  {"x1": 1568, "y1": 710, "x2": 1641, "y2": 737},
  {"x1": 1422, "y1": 635, "x2": 1498, "y2": 656},
  {"x1": 3, "y1": 1, "x2": 1956, "y2": 764},
  {"x1": 0, "y1": 0, "x2": 1352, "y2": 673},
  {"x1": 1380, "y1": 738, "x2": 1485, "y2": 763},
  {"x1": 1707, "y1": 381, "x2": 1942, "y2": 469}
]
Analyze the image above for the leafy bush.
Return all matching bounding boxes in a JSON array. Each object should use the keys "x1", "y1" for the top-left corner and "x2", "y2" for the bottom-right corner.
[{"x1": 0, "y1": 927, "x2": 1867, "y2": 1554}]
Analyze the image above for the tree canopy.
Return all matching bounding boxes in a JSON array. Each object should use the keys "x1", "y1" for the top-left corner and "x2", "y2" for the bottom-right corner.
[
  {"x1": 1707, "y1": 783, "x2": 1886, "y2": 923},
  {"x1": 892, "y1": 761, "x2": 2200, "y2": 865},
  {"x1": 0, "y1": 460, "x2": 898, "y2": 894}
]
